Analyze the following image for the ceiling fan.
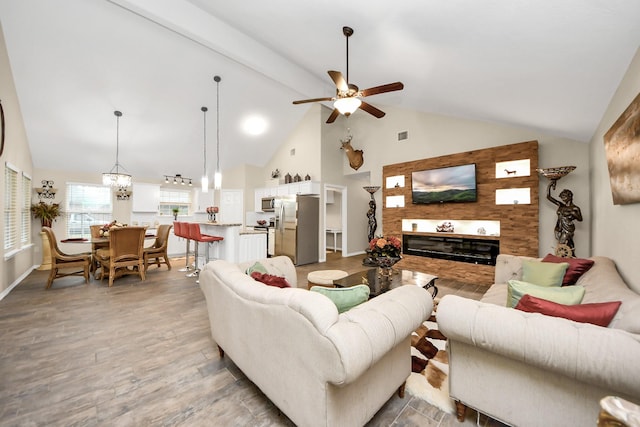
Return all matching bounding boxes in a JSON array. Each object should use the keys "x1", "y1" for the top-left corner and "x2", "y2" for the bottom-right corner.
[{"x1": 293, "y1": 26, "x2": 404, "y2": 124}]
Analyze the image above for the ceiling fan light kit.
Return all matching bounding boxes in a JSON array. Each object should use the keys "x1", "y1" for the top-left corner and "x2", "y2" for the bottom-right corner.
[
  {"x1": 334, "y1": 97, "x2": 361, "y2": 115},
  {"x1": 293, "y1": 26, "x2": 404, "y2": 123}
]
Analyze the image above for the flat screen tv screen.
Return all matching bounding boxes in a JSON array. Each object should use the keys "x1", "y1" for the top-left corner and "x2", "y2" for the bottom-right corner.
[{"x1": 411, "y1": 163, "x2": 477, "y2": 204}]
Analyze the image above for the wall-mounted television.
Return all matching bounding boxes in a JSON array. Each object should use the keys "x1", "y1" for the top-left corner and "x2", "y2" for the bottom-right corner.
[{"x1": 411, "y1": 163, "x2": 477, "y2": 204}]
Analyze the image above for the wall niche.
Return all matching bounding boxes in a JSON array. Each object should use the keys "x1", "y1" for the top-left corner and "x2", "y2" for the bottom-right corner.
[{"x1": 383, "y1": 140, "x2": 539, "y2": 286}]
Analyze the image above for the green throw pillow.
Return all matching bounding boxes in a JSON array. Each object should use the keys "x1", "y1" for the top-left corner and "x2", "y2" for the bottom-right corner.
[
  {"x1": 310, "y1": 285, "x2": 370, "y2": 313},
  {"x1": 246, "y1": 261, "x2": 268, "y2": 276},
  {"x1": 522, "y1": 260, "x2": 569, "y2": 287},
  {"x1": 507, "y1": 280, "x2": 585, "y2": 308}
]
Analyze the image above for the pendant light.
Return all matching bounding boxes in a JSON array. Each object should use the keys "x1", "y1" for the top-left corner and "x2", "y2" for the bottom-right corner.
[
  {"x1": 102, "y1": 110, "x2": 132, "y2": 187},
  {"x1": 214, "y1": 75, "x2": 222, "y2": 190},
  {"x1": 200, "y1": 106, "x2": 209, "y2": 193}
]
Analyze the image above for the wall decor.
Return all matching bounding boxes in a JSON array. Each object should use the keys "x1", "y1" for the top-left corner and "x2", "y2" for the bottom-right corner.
[
  {"x1": 603, "y1": 91, "x2": 640, "y2": 205},
  {"x1": 0, "y1": 99, "x2": 5, "y2": 157},
  {"x1": 340, "y1": 131, "x2": 364, "y2": 171}
]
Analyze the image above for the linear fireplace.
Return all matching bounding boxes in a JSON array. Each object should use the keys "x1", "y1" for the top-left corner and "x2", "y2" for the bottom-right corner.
[{"x1": 403, "y1": 234, "x2": 500, "y2": 266}]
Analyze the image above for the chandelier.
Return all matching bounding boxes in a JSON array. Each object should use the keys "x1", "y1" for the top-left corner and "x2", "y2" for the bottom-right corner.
[{"x1": 102, "y1": 110, "x2": 132, "y2": 187}]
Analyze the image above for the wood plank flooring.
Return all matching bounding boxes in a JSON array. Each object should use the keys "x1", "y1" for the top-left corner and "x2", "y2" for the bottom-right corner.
[{"x1": 0, "y1": 253, "x2": 504, "y2": 426}]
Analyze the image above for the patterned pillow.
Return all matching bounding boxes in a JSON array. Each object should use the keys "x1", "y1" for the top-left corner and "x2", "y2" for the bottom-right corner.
[
  {"x1": 515, "y1": 294, "x2": 621, "y2": 327},
  {"x1": 541, "y1": 254, "x2": 595, "y2": 286}
]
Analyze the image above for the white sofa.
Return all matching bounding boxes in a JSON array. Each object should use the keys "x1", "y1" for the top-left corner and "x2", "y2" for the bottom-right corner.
[
  {"x1": 198, "y1": 256, "x2": 433, "y2": 427},
  {"x1": 437, "y1": 254, "x2": 640, "y2": 427}
]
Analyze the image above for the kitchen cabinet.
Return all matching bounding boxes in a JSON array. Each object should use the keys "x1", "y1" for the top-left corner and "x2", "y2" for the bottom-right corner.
[
  {"x1": 194, "y1": 188, "x2": 215, "y2": 212},
  {"x1": 254, "y1": 181, "x2": 321, "y2": 210},
  {"x1": 132, "y1": 183, "x2": 160, "y2": 212},
  {"x1": 238, "y1": 232, "x2": 267, "y2": 263}
]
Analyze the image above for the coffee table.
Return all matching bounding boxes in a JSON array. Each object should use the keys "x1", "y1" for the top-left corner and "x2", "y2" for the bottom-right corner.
[{"x1": 333, "y1": 268, "x2": 438, "y2": 298}]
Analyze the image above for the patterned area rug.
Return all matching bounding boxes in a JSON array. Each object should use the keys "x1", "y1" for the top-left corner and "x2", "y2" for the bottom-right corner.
[{"x1": 406, "y1": 307, "x2": 456, "y2": 414}]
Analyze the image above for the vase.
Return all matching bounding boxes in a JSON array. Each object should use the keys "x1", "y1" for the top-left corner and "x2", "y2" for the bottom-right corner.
[{"x1": 374, "y1": 256, "x2": 401, "y2": 281}]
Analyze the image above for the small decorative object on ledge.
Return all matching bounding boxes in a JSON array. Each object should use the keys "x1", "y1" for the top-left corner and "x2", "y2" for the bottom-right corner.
[
  {"x1": 271, "y1": 169, "x2": 280, "y2": 178},
  {"x1": 35, "y1": 180, "x2": 57, "y2": 199},
  {"x1": 284, "y1": 173, "x2": 292, "y2": 184},
  {"x1": 436, "y1": 221, "x2": 455, "y2": 233},
  {"x1": 206, "y1": 206, "x2": 219, "y2": 222},
  {"x1": 305, "y1": 173, "x2": 311, "y2": 181},
  {"x1": 537, "y1": 166, "x2": 581, "y2": 257},
  {"x1": 293, "y1": 173, "x2": 301, "y2": 182}
]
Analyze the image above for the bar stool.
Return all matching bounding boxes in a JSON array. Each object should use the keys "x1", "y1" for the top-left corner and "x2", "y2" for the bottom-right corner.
[
  {"x1": 187, "y1": 223, "x2": 224, "y2": 279},
  {"x1": 174, "y1": 222, "x2": 192, "y2": 272}
]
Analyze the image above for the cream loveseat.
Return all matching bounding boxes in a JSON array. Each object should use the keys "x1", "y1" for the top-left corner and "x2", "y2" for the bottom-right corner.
[
  {"x1": 198, "y1": 256, "x2": 433, "y2": 427},
  {"x1": 438, "y1": 254, "x2": 640, "y2": 427}
]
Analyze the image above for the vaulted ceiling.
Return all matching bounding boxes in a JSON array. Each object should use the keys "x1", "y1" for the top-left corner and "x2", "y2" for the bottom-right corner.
[{"x1": 1, "y1": 0, "x2": 639, "y2": 182}]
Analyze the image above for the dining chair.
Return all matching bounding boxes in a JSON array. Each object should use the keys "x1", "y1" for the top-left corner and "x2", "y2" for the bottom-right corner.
[
  {"x1": 89, "y1": 224, "x2": 108, "y2": 274},
  {"x1": 143, "y1": 224, "x2": 172, "y2": 272},
  {"x1": 95, "y1": 226, "x2": 147, "y2": 287},
  {"x1": 41, "y1": 226, "x2": 91, "y2": 289}
]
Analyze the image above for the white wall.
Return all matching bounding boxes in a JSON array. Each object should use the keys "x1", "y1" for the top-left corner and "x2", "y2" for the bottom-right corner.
[
  {"x1": 1, "y1": 22, "x2": 35, "y2": 296},
  {"x1": 590, "y1": 47, "x2": 640, "y2": 292}
]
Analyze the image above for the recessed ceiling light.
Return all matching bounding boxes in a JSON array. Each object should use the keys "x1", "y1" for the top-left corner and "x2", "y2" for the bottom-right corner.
[{"x1": 242, "y1": 115, "x2": 268, "y2": 136}]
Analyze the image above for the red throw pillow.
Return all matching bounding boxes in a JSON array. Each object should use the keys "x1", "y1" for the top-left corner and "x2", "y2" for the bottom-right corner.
[
  {"x1": 542, "y1": 254, "x2": 595, "y2": 286},
  {"x1": 250, "y1": 271, "x2": 291, "y2": 288},
  {"x1": 515, "y1": 294, "x2": 621, "y2": 327}
]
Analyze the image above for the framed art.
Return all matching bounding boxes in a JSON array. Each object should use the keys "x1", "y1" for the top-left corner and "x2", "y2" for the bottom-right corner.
[
  {"x1": 603, "y1": 92, "x2": 640, "y2": 205},
  {"x1": 0, "y1": 99, "x2": 5, "y2": 157}
]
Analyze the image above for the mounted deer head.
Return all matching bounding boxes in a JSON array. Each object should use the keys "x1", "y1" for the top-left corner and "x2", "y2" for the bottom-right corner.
[{"x1": 340, "y1": 133, "x2": 364, "y2": 170}]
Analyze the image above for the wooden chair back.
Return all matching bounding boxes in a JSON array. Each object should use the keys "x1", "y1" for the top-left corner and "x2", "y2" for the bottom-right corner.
[
  {"x1": 41, "y1": 226, "x2": 90, "y2": 289},
  {"x1": 108, "y1": 226, "x2": 146, "y2": 263}
]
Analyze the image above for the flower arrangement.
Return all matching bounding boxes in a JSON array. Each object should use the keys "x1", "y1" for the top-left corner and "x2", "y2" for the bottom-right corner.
[
  {"x1": 99, "y1": 220, "x2": 125, "y2": 237},
  {"x1": 368, "y1": 235, "x2": 402, "y2": 259},
  {"x1": 30, "y1": 202, "x2": 62, "y2": 227}
]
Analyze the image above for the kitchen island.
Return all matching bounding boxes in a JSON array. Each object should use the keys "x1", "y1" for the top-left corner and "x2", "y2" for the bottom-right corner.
[{"x1": 199, "y1": 222, "x2": 266, "y2": 263}]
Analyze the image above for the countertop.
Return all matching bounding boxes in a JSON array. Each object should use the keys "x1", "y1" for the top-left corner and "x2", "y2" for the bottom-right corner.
[{"x1": 198, "y1": 222, "x2": 242, "y2": 227}]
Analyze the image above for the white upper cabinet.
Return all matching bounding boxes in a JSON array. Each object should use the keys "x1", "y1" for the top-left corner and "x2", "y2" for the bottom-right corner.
[{"x1": 132, "y1": 183, "x2": 160, "y2": 212}]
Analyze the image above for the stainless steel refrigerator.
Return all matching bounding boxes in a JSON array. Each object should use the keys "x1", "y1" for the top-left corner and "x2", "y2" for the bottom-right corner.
[{"x1": 274, "y1": 195, "x2": 319, "y2": 265}]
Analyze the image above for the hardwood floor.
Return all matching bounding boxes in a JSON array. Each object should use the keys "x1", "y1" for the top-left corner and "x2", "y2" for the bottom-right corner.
[{"x1": 0, "y1": 254, "x2": 504, "y2": 426}]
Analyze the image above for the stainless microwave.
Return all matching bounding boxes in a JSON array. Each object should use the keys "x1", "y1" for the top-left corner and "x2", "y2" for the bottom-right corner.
[{"x1": 261, "y1": 197, "x2": 275, "y2": 212}]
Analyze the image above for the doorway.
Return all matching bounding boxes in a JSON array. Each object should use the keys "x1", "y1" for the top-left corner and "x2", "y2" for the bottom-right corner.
[{"x1": 323, "y1": 184, "x2": 347, "y2": 262}]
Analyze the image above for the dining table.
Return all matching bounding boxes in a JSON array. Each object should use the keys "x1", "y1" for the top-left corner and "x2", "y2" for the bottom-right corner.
[{"x1": 61, "y1": 233, "x2": 157, "y2": 278}]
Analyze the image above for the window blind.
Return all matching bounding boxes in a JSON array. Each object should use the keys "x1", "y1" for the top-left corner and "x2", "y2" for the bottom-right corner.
[
  {"x1": 21, "y1": 173, "x2": 32, "y2": 245},
  {"x1": 4, "y1": 164, "x2": 18, "y2": 251}
]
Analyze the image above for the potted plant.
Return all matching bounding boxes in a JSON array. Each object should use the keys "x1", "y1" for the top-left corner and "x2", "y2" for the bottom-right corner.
[
  {"x1": 172, "y1": 207, "x2": 179, "y2": 220},
  {"x1": 30, "y1": 201, "x2": 62, "y2": 227}
]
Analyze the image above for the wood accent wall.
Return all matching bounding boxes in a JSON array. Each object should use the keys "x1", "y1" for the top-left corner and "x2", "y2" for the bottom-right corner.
[{"x1": 383, "y1": 140, "x2": 539, "y2": 286}]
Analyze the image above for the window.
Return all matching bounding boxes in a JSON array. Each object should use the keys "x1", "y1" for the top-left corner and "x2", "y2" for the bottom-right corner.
[
  {"x1": 66, "y1": 183, "x2": 112, "y2": 238},
  {"x1": 4, "y1": 163, "x2": 18, "y2": 251},
  {"x1": 21, "y1": 173, "x2": 32, "y2": 246},
  {"x1": 159, "y1": 188, "x2": 191, "y2": 216}
]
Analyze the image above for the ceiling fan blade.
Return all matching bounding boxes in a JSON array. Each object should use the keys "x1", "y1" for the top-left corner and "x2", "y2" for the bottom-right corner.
[
  {"x1": 360, "y1": 82, "x2": 404, "y2": 97},
  {"x1": 328, "y1": 70, "x2": 349, "y2": 92},
  {"x1": 326, "y1": 109, "x2": 340, "y2": 123},
  {"x1": 359, "y1": 101, "x2": 386, "y2": 118},
  {"x1": 292, "y1": 97, "x2": 333, "y2": 105}
]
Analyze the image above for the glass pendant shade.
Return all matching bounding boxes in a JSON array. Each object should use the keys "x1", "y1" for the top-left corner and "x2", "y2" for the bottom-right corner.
[
  {"x1": 214, "y1": 171, "x2": 222, "y2": 190},
  {"x1": 334, "y1": 97, "x2": 361, "y2": 115},
  {"x1": 201, "y1": 175, "x2": 209, "y2": 193}
]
